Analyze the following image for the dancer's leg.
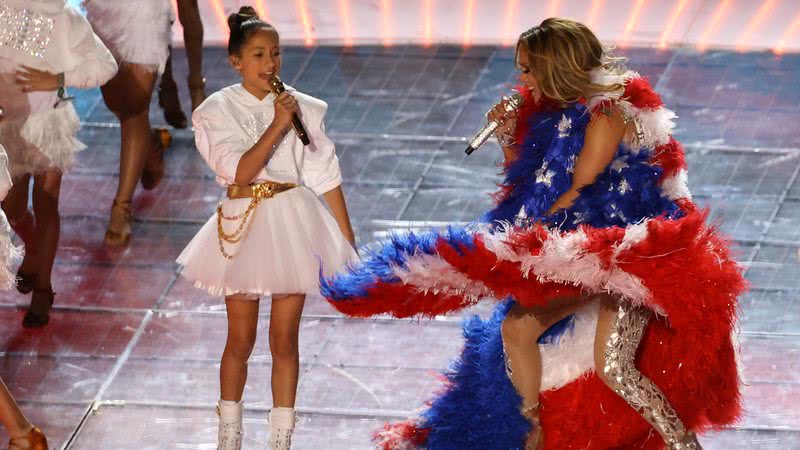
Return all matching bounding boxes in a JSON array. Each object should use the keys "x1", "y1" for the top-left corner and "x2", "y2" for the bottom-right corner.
[{"x1": 501, "y1": 298, "x2": 587, "y2": 449}]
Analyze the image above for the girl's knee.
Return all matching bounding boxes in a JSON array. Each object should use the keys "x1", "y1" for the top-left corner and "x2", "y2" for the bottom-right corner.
[
  {"x1": 226, "y1": 331, "x2": 257, "y2": 361},
  {"x1": 268, "y1": 331, "x2": 299, "y2": 361}
]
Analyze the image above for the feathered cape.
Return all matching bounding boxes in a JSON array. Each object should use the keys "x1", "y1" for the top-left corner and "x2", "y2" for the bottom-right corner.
[{"x1": 322, "y1": 71, "x2": 745, "y2": 449}]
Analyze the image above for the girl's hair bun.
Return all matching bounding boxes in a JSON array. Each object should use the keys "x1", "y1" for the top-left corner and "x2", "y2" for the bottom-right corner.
[
  {"x1": 227, "y1": 6, "x2": 259, "y2": 31},
  {"x1": 226, "y1": 5, "x2": 276, "y2": 55}
]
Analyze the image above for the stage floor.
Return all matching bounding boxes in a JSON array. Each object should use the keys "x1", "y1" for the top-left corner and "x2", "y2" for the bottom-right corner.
[{"x1": 0, "y1": 45, "x2": 798, "y2": 449}]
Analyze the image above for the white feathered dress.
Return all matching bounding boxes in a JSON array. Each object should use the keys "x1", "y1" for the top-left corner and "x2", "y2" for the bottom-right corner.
[
  {"x1": 0, "y1": 0, "x2": 118, "y2": 177},
  {"x1": 82, "y1": 0, "x2": 173, "y2": 75}
]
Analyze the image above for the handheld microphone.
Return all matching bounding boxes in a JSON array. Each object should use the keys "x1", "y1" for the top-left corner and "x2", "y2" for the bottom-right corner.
[
  {"x1": 465, "y1": 93, "x2": 524, "y2": 155},
  {"x1": 268, "y1": 75, "x2": 311, "y2": 146}
]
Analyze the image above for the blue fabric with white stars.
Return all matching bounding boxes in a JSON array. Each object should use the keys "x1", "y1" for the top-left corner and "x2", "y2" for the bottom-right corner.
[{"x1": 483, "y1": 102, "x2": 681, "y2": 230}]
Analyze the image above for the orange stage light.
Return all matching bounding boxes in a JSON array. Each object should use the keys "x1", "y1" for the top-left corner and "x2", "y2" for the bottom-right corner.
[
  {"x1": 586, "y1": 0, "x2": 604, "y2": 28},
  {"x1": 502, "y1": 0, "x2": 519, "y2": 47},
  {"x1": 622, "y1": 0, "x2": 648, "y2": 46},
  {"x1": 254, "y1": 0, "x2": 269, "y2": 22},
  {"x1": 659, "y1": 0, "x2": 690, "y2": 49},
  {"x1": 696, "y1": 0, "x2": 731, "y2": 52},
  {"x1": 424, "y1": 0, "x2": 433, "y2": 47},
  {"x1": 736, "y1": 0, "x2": 778, "y2": 52},
  {"x1": 774, "y1": 10, "x2": 800, "y2": 55},
  {"x1": 296, "y1": 0, "x2": 315, "y2": 46},
  {"x1": 208, "y1": 0, "x2": 229, "y2": 36},
  {"x1": 464, "y1": 0, "x2": 476, "y2": 47},
  {"x1": 549, "y1": 0, "x2": 560, "y2": 18},
  {"x1": 381, "y1": 0, "x2": 393, "y2": 47},
  {"x1": 339, "y1": 0, "x2": 353, "y2": 47}
]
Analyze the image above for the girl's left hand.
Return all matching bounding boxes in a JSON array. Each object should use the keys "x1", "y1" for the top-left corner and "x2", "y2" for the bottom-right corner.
[{"x1": 15, "y1": 66, "x2": 59, "y2": 92}]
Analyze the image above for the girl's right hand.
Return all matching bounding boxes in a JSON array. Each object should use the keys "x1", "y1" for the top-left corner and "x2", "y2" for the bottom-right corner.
[
  {"x1": 488, "y1": 97, "x2": 519, "y2": 146},
  {"x1": 272, "y1": 92, "x2": 300, "y2": 132}
]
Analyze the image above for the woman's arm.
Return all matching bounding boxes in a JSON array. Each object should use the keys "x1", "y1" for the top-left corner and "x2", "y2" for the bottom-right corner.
[
  {"x1": 546, "y1": 107, "x2": 627, "y2": 215},
  {"x1": 487, "y1": 98, "x2": 521, "y2": 164},
  {"x1": 322, "y1": 186, "x2": 356, "y2": 247},
  {"x1": 502, "y1": 144, "x2": 519, "y2": 164}
]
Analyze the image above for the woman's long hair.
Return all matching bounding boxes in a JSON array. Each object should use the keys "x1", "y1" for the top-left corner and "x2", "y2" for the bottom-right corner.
[{"x1": 516, "y1": 18, "x2": 626, "y2": 103}]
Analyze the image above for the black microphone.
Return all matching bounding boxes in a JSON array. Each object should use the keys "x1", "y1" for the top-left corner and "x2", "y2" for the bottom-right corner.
[
  {"x1": 268, "y1": 75, "x2": 311, "y2": 146},
  {"x1": 465, "y1": 93, "x2": 524, "y2": 155}
]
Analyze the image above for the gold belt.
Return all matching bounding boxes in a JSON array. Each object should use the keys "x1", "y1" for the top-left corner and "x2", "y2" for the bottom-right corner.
[
  {"x1": 217, "y1": 182, "x2": 298, "y2": 259},
  {"x1": 226, "y1": 181, "x2": 298, "y2": 199}
]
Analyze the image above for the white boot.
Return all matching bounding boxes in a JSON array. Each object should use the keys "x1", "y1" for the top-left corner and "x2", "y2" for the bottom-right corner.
[
  {"x1": 217, "y1": 399, "x2": 243, "y2": 450},
  {"x1": 268, "y1": 407, "x2": 296, "y2": 450}
]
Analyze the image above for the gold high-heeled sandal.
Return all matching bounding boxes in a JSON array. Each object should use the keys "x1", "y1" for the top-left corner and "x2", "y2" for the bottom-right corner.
[
  {"x1": 104, "y1": 200, "x2": 132, "y2": 247},
  {"x1": 9, "y1": 427, "x2": 49, "y2": 450}
]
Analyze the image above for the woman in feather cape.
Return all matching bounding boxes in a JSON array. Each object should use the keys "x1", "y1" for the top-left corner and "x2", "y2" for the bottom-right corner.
[{"x1": 322, "y1": 18, "x2": 745, "y2": 450}]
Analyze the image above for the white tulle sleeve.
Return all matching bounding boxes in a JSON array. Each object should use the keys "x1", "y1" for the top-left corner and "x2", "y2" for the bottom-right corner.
[
  {"x1": 62, "y1": 10, "x2": 118, "y2": 89},
  {"x1": 301, "y1": 105, "x2": 343, "y2": 196}
]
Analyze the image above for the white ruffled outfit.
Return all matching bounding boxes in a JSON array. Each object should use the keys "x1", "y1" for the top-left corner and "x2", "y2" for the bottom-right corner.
[
  {"x1": 0, "y1": 0, "x2": 118, "y2": 177},
  {"x1": 177, "y1": 84, "x2": 357, "y2": 297},
  {"x1": 82, "y1": 0, "x2": 173, "y2": 74},
  {"x1": 0, "y1": 145, "x2": 22, "y2": 290}
]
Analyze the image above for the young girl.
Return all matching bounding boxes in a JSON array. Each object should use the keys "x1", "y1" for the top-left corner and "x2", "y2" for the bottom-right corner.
[
  {"x1": 81, "y1": 0, "x2": 174, "y2": 247},
  {"x1": 0, "y1": 139, "x2": 47, "y2": 449},
  {"x1": 0, "y1": 0, "x2": 118, "y2": 328},
  {"x1": 176, "y1": 7, "x2": 357, "y2": 450},
  {"x1": 322, "y1": 18, "x2": 744, "y2": 450}
]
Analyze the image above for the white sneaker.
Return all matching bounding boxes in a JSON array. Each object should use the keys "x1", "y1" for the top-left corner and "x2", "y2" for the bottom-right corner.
[
  {"x1": 217, "y1": 399, "x2": 243, "y2": 450},
  {"x1": 268, "y1": 407, "x2": 296, "y2": 450}
]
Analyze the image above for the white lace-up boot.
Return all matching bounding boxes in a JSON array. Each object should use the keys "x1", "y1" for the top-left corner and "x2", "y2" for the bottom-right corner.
[
  {"x1": 268, "y1": 407, "x2": 296, "y2": 450},
  {"x1": 216, "y1": 399, "x2": 243, "y2": 450}
]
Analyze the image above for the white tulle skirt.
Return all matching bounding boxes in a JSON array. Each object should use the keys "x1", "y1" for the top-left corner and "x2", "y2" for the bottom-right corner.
[
  {"x1": 83, "y1": 0, "x2": 173, "y2": 74},
  {"x1": 177, "y1": 186, "x2": 358, "y2": 298}
]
